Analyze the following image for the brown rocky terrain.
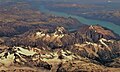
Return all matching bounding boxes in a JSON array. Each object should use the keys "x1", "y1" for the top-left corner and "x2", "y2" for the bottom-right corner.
[
  {"x1": 0, "y1": 1, "x2": 120, "y2": 72},
  {"x1": 0, "y1": 25, "x2": 119, "y2": 72},
  {"x1": 0, "y1": 46, "x2": 109, "y2": 72},
  {"x1": 0, "y1": 2, "x2": 82, "y2": 37}
]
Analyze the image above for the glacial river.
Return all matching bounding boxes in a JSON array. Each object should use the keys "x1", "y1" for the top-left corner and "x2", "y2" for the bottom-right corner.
[{"x1": 39, "y1": 5, "x2": 120, "y2": 35}]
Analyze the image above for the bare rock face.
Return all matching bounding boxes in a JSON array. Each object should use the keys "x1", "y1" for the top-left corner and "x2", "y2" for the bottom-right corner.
[
  {"x1": 76, "y1": 25, "x2": 120, "y2": 42},
  {"x1": 68, "y1": 40, "x2": 120, "y2": 63},
  {"x1": 0, "y1": 46, "x2": 108, "y2": 72},
  {"x1": 2, "y1": 25, "x2": 120, "y2": 72}
]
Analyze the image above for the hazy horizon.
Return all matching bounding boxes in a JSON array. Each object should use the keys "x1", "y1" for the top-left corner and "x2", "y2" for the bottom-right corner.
[{"x1": 40, "y1": 0, "x2": 120, "y2": 3}]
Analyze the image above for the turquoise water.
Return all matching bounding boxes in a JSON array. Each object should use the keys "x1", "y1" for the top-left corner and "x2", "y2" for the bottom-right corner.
[{"x1": 39, "y1": 5, "x2": 120, "y2": 35}]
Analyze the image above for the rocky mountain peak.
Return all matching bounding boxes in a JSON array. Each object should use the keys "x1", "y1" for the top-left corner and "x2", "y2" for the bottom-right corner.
[
  {"x1": 77, "y1": 25, "x2": 120, "y2": 42},
  {"x1": 54, "y1": 26, "x2": 67, "y2": 34},
  {"x1": 89, "y1": 25, "x2": 116, "y2": 38}
]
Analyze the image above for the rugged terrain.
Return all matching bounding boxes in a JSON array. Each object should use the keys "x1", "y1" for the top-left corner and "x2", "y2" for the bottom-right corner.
[
  {"x1": 0, "y1": 25, "x2": 120, "y2": 72},
  {"x1": 0, "y1": 1, "x2": 120, "y2": 72},
  {"x1": 0, "y1": 1, "x2": 82, "y2": 37}
]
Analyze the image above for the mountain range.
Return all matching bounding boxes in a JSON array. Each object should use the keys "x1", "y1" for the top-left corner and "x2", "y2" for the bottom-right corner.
[{"x1": 0, "y1": 1, "x2": 120, "y2": 72}]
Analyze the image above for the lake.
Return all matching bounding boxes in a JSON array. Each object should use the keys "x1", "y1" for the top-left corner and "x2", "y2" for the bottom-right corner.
[{"x1": 38, "y1": 5, "x2": 120, "y2": 35}]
